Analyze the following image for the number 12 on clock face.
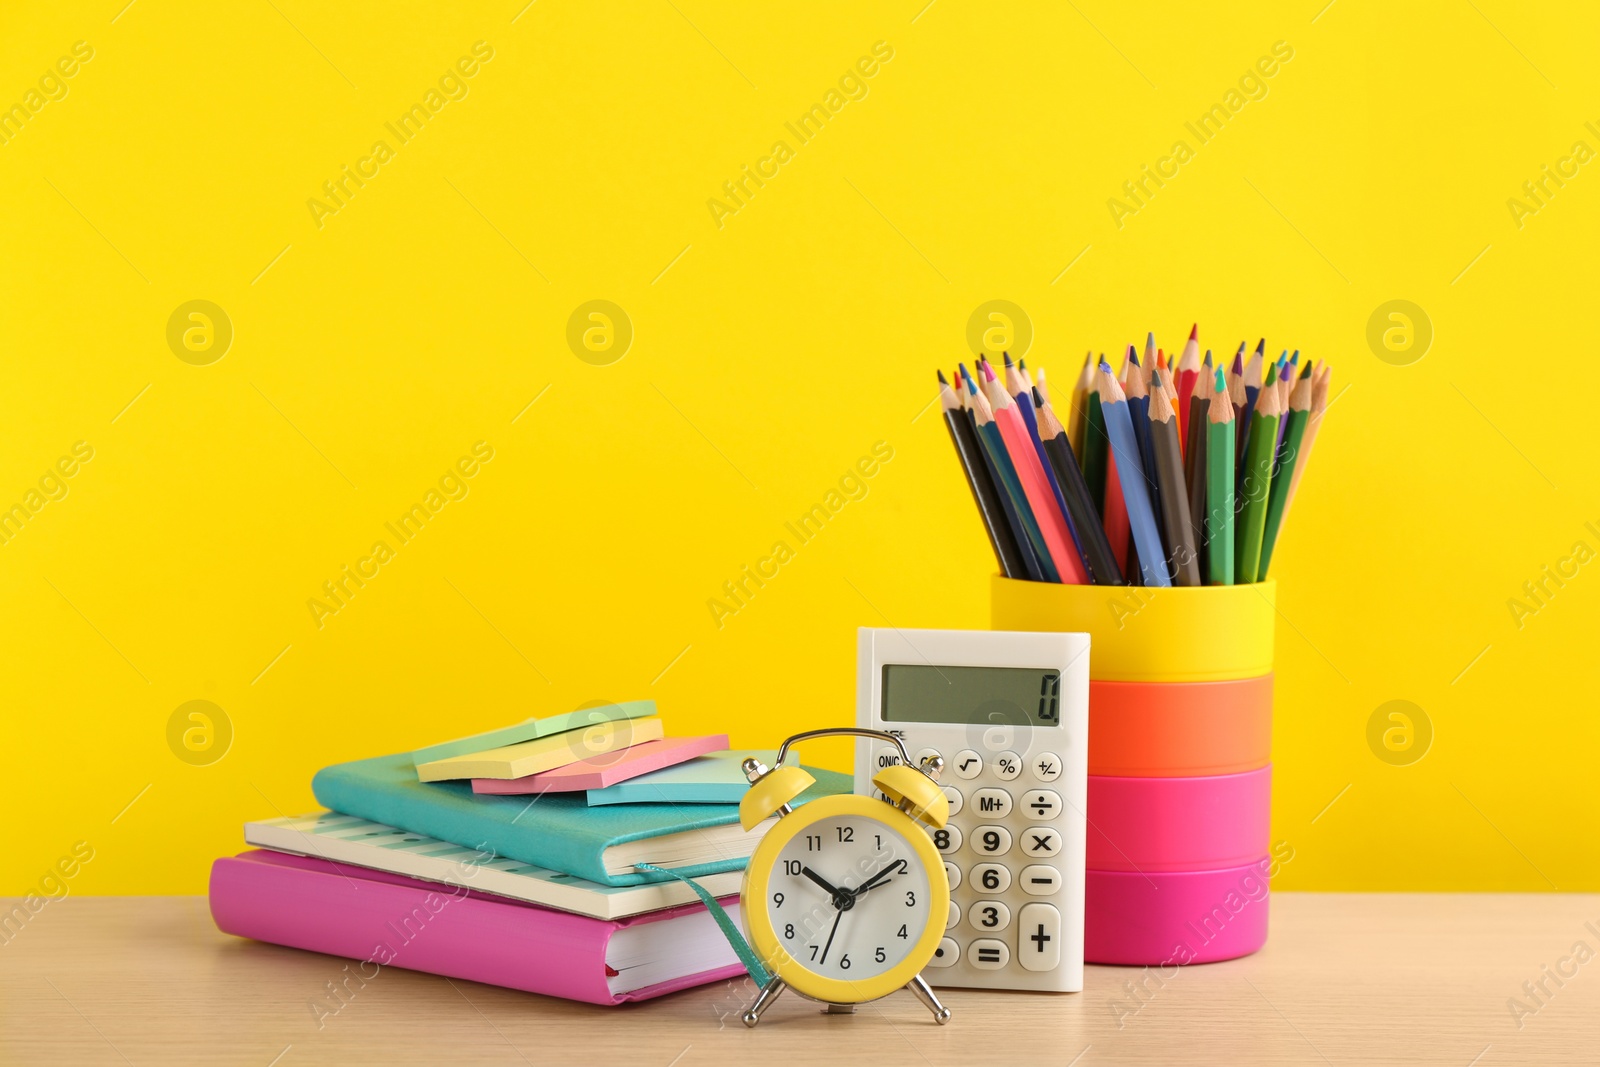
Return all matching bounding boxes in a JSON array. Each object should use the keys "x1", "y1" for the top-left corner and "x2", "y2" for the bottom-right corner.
[{"x1": 765, "y1": 815, "x2": 934, "y2": 982}]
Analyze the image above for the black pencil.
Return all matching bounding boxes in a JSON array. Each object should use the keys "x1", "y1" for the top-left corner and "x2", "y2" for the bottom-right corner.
[
  {"x1": 1033, "y1": 388, "x2": 1125, "y2": 585},
  {"x1": 1182, "y1": 349, "x2": 1212, "y2": 578},
  {"x1": 939, "y1": 372, "x2": 1028, "y2": 578},
  {"x1": 1149, "y1": 378, "x2": 1201, "y2": 585}
]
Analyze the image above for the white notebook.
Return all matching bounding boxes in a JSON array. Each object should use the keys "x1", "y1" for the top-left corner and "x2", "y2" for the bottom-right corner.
[{"x1": 244, "y1": 812, "x2": 742, "y2": 920}]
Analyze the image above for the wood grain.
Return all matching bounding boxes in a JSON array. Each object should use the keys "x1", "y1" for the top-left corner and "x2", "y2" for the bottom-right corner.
[{"x1": 2, "y1": 894, "x2": 1597, "y2": 1065}]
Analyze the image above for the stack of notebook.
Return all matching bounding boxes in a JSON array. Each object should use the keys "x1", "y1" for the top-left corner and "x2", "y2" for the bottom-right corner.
[{"x1": 209, "y1": 700, "x2": 846, "y2": 1005}]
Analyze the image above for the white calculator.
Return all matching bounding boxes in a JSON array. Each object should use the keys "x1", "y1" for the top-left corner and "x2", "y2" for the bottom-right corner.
[{"x1": 854, "y1": 627, "x2": 1088, "y2": 992}]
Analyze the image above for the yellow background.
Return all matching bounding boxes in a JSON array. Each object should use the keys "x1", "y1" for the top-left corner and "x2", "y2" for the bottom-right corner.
[{"x1": 2, "y1": 1, "x2": 1595, "y2": 895}]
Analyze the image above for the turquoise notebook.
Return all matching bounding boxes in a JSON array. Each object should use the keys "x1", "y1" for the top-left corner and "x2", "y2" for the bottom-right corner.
[
  {"x1": 312, "y1": 751, "x2": 847, "y2": 887},
  {"x1": 587, "y1": 750, "x2": 786, "y2": 807}
]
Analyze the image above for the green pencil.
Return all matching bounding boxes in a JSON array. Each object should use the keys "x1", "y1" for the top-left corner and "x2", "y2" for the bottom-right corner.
[
  {"x1": 1256, "y1": 362, "x2": 1313, "y2": 580},
  {"x1": 1205, "y1": 367, "x2": 1235, "y2": 585},
  {"x1": 1081, "y1": 389, "x2": 1109, "y2": 510},
  {"x1": 1234, "y1": 364, "x2": 1282, "y2": 583}
]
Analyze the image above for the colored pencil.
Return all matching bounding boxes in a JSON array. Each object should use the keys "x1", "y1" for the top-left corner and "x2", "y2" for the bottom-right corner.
[
  {"x1": 939, "y1": 371, "x2": 1029, "y2": 579},
  {"x1": 1007, "y1": 354, "x2": 1094, "y2": 580},
  {"x1": 1153, "y1": 353, "x2": 1180, "y2": 452},
  {"x1": 1095, "y1": 363, "x2": 1169, "y2": 587},
  {"x1": 1081, "y1": 385, "x2": 1109, "y2": 510},
  {"x1": 1142, "y1": 332, "x2": 1158, "y2": 389},
  {"x1": 982, "y1": 362, "x2": 1088, "y2": 584},
  {"x1": 1067, "y1": 351, "x2": 1094, "y2": 459},
  {"x1": 1205, "y1": 367, "x2": 1236, "y2": 585},
  {"x1": 1182, "y1": 351, "x2": 1212, "y2": 580},
  {"x1": 1234, "y1": 366, "x2": 1282, "y2": 584},
  {"x1": 1100, "y1": 423, "x2": 1131, "y2": 575},
  {"x1": 1257, "y1": 361, "x2": 1313, "y2": 580},
  {"x1": 1122, "y1": 347, "x2": 1165, "y2": 556},
  {"x1": 1034, "y1": 389, "x2": 1125, "y2": 585},
  {"x1": 1236, "y1": 341, "x2": 1264, "y2": 461},
  {"x1": 1148, "y1": 379, "x2": 1200, "y2": 586},
  {"x1": 967, "y1": 369, "x2": 1059, "y2": 582},
  {"x1": 1277, "y1": 362, "x2": 1330, "y2": 544},
  {"x1": 1175, "y1": 325, "x2": 1201, "y2": 447}
]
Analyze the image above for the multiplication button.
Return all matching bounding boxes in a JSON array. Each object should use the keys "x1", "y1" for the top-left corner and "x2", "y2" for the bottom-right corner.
[
  {"x1": 1022, "y1": 790, "x2": 1061, "y2": 820},
  {"x1": 970, "y1": 938, "x2": 1010, "y2": 970},
  {"x1": 1019, "y1": 865, "x2": 1061, "y2": 895},
  {"x1": 1021, "y1": 828, "x2": 1061, "y2": 858}
]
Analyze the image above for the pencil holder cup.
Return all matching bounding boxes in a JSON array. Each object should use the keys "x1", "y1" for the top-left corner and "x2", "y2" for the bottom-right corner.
[{"x1": 992, "y1": 575, "x2": 1276, "y2": 966}]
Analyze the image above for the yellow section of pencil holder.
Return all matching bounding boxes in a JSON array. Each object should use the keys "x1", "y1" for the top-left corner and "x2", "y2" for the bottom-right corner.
[{"x1": 990, "y1": 576, "x2": 1276, "y2": 682}]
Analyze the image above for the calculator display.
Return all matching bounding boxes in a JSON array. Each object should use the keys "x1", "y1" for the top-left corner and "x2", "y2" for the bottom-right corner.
[{"x1": 881, "y1": 665, "x2": 1063, "y2": 727}]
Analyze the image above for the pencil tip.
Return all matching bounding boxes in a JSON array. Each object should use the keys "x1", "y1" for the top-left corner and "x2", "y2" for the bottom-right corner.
[
  {"x1": 1231, "y1": 352, "x2": 1244, "y2": 373},
  {"x1": 1098, "y1": 360, "x2": 1113, "y2": 374},
  {"x1": 1203, "y1": 349, "x2": 1213, "y2": 363},
  {"x1": 1215, "y1": 367, "x2": 1226, "y2": 390},
  {"x1": 1255, "y1": 338, "x2": 1266, "y2": 355},
  {"x1": 1031, "y1": 386, "x2": 1043, "y2": 407},
  {"x1": 1002, "y1": 352, "x2": 1014, "y2": 368},
  {"x1": 937, "y1": 369, "x2": 947, "y2": 384},
  {"x1": 1300, "y1": 360, "x2": 1313, "y2": 379},
  {"x1": 1189, "y1": 323, "x2": 1198, "y2": 341}
]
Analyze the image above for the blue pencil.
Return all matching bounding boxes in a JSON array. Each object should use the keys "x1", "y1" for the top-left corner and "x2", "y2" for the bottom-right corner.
[
  {"x1": 1123, "y1": 347, "x2": 1165, "y2": 564},
  {"x1": 1095, "y1": 362, "x2": 1170, "y2": 587}
]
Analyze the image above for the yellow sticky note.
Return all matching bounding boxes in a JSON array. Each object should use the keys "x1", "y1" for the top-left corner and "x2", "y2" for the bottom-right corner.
[{"x1": 416, "y1": 718, "x2": 664, "y2": 782}]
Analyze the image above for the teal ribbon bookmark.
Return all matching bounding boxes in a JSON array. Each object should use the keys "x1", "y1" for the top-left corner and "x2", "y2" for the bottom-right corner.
[{"x1": 634, "y1": 863, "x2": 770, "y2": 987}]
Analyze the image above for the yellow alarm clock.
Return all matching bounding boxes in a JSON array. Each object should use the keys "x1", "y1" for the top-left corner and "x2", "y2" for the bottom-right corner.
[{"x1": 736, "y1": 728, "x2": 953, "y2": 1026}]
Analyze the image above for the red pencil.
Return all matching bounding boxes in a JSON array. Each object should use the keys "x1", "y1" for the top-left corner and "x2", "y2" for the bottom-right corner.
[{"x1": 1176, "y1": 324, "x2": 1201, "y2": 449}]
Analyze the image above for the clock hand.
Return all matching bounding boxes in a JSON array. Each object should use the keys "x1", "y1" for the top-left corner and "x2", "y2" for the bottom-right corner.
[
  {"x1": 851, "y1": 859, "x2": 907, "y2": 898},
  {"x1": 800, "y1": 866, "x2": 843, "y2": 899},
  {"x1": 817, "y1": 906, "x2": 845, "y2": 966}
]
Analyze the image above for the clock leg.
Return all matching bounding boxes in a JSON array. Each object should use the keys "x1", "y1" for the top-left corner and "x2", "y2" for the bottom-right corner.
[
  {"x1": 741, "y1": 976, "x2": 787, "y2": 1028},
  {"x1": 906, "y1": 973, "x2": 952, "y2": 1025}
]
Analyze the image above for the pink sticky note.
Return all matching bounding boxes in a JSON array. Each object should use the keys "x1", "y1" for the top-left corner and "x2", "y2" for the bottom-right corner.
[{"x1": 470, "y1": 735, "x2": 730, "y2": 794}]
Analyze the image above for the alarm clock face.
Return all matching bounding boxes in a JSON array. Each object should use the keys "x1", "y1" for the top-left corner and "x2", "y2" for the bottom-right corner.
[{"x1": 764, "y1": 811, "x2": 934, "y2": 985}]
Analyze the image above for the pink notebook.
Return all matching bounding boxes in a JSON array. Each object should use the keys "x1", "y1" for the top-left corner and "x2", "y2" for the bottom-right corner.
[
  {"x1": 209, "y1": 850, "x2": 745, "y2": 1005},
  {"x1": 471, "y1": 735, "x2": 729, "y2": 795}
]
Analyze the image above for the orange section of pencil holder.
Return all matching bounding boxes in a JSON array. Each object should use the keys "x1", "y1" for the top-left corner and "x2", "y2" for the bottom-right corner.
[{"x1": 1088, "y1": 675, "x2": 1273, "y2": 777}]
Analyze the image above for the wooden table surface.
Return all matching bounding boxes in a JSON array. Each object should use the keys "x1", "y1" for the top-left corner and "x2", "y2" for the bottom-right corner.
[{"x1": 3, "y1": 893, "x2": 1597, "y2": 1065}]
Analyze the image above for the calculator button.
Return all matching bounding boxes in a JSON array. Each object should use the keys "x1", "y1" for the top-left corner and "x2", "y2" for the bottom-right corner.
[
  {"x1": 941, "y1": 785, "x2": 963, "y2": 817},
  {"x1": 973, "y1": 788, "x2": 1013, "y2": 817},
  {"x1": 971, "y1": 825, "x2": 1012, "y2": 857},
  {"x1": 1031, "y1": 754, "x2": 1063, "y2": 782},
  {"x1": 945, "y1": 902, "x2": 960, "y2": 931},
  {"x1": 1021, "y1": 828, "x2": 1062, "y2": 858},
  {"x1": 968, "y1": 900, "x2": 1011, "y2": 933},
  {"x1": 970, "y1": 863, "x2": 1011, "y2": 893},
  {"x1": 928, "y1": 824, "x2": 961, "y2": 854},
  {"x1": 952, "y1": 749, "x2": 983, "y2": 780},
  {"x1": 914, "y1": 747, "x2": 942, "y2": 771},
  {"x1": 1020, "y1": 865, "x2": 1062, "y2": 895},
  {"x1": 970, "y1": 938, "x2": 1010, "y2": 970},
  {"x1": 927, "y1": 937, "x2": 959, "y2": 968},
  {"x1": 943, "y1": 861, "x2": 961, "y2": 890},
  {"x1": 1018, "y1": 903, "x2": 1062, "y2": 971},
  {"x1": 991, "y1": 751, "x2": 1023, "y2": 780},
  {"x1": 874, "y1": 747, "x2": 903, "y2": 771},
  {"x1": 1022, "y1": 790, "x2": 1062, "y2": 820}
]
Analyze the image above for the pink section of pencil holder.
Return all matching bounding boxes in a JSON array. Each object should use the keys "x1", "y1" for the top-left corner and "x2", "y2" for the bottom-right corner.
[
  {"x1": 1085, "y1": 858, "x2": 1273, "y2": 965},
  {"x1": 1085, "y1": 766, "x2": 1271, "y2": 873}
]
